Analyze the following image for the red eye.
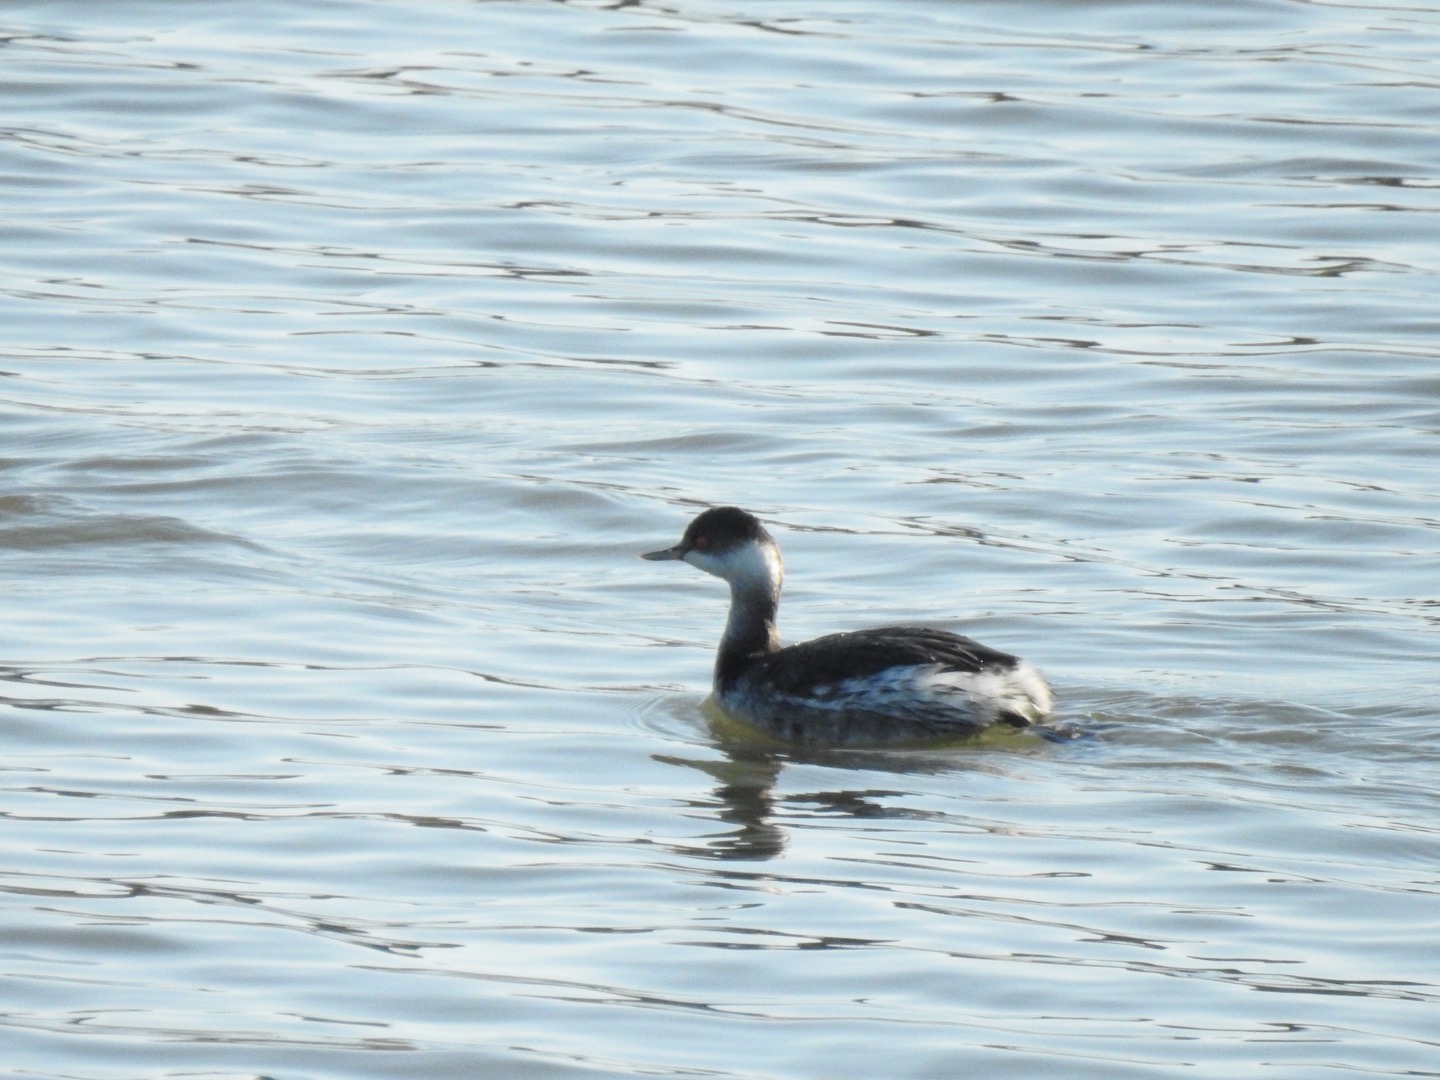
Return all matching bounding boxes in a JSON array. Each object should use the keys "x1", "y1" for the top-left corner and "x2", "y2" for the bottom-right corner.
[{"x1": 694, "y1": 535, "x2": 710, "y2": 550}]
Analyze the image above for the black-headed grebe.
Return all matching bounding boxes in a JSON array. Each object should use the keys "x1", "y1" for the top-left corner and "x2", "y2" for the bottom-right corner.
[{"x1": 642, "y1": 506, "x2": 1053, "y2": 745}]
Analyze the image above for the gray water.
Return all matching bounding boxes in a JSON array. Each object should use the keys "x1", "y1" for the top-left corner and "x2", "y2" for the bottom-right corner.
[{"x1": 3, "y1": 1, "x2": 1438, "y2": 1077}]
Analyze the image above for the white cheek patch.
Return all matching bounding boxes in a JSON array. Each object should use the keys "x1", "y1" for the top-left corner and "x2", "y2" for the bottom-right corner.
[{"x1": 686, "y1": 543, "x2": 783, "y2": 592}]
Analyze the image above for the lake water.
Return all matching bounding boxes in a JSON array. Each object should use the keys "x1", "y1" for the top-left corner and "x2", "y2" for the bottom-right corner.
[{"x1": 3, "y1": 0, "x2": 1438, "y2": 1076}]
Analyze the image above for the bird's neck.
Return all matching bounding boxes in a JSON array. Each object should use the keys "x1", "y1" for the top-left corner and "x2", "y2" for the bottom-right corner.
[{"x1": 715, "y1": 580, "x2": 780, "y2": 691}]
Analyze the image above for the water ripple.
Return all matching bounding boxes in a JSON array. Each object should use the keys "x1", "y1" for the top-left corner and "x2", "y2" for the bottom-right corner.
[{"x1": 3, "y1": 1, "x2": 1439, "y2": 1077}]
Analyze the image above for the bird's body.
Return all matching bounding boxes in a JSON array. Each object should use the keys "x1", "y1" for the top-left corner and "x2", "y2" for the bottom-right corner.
[{"x1": 642, "y1": 506, "x2": 1052, "y2": 746}]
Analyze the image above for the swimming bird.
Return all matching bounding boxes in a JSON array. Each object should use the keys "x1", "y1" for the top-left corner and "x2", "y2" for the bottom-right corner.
[{"x1": 641, "y1": 506, "x2": 1053, "y2": 745}]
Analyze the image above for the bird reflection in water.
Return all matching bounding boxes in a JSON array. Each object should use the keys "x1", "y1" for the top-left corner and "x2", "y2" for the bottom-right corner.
[{"x1": 655, "y1": 703, "x2": 1056, "y2": 861}]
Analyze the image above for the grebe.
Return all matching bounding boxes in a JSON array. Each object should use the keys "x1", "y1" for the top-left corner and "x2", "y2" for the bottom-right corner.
[{"x1": 642, "y1": 506, "x2": 1053, "y2": 746}]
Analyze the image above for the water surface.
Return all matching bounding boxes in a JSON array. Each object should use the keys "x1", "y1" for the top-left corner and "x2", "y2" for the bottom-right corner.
[{"x1": 2, "y1": 0, "x2": 1438, "y2": 1077}]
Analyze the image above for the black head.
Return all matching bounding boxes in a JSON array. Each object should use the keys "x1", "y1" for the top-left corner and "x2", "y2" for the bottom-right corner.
[
  {"x1": 640, "y1": 506, "x2": 775, "y2": 562},
  {"x1": 680, "y1": 506, "x2": 771, "y2": 554}
]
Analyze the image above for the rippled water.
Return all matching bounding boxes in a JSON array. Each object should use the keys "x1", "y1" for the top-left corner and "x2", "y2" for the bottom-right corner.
[{"x1": 3, "y1": 1, "x2": 1438, "y2": 1076}]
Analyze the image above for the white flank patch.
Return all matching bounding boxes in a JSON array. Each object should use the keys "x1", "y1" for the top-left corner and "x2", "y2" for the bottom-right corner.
[
  {"x1": 721, "y1": 657, "x2": 1055, "y2": 740},
  {"x1": 916, "y1": 661, "x2": 1052, "y2": 718},
  {"x1": 801, "y1": 661, "x2": 1053, "y2": 721}
]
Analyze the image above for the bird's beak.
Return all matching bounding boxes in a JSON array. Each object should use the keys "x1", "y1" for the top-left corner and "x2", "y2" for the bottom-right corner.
[{"x1": 640, "y1": 542, "x2": 686, "y2": 561}]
